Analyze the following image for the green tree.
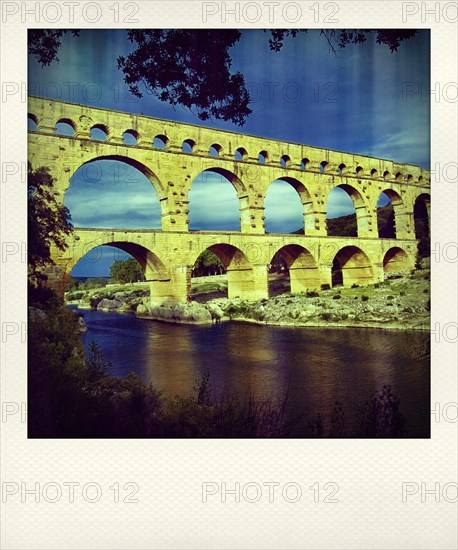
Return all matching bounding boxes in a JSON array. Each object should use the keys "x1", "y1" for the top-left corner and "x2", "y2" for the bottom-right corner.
[
  {"x1": 28, "y1": 163, "x2": 73, "y2": 285},
  {"x1": 29, "y1": 29, "x2": 417, "y2": 126},
  {"x1": 109, "y1": 258, "x2": 145, "y2": 284},
  {"x1": 192, "y1": 250, "x2": 225, "y2": 277}
]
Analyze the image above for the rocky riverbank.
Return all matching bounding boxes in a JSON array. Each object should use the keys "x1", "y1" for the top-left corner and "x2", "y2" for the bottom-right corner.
[{"x1": 66, "y1": 270, "x2": 430, "y2": 330}]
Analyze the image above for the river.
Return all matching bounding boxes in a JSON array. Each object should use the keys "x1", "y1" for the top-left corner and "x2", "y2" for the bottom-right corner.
[{"x1": 69, "y1": 306, "x2": 430, "y2": 437}]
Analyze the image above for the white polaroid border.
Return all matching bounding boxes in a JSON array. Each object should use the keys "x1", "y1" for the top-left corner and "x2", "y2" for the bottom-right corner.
[{"x1": 1, "y1": 1, "x2": 457, "y2": 549}]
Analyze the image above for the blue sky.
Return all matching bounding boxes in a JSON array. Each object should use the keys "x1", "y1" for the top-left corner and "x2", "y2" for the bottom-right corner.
[{"x1": 28, "y1": 29, "x2": 430, "y2": 276}]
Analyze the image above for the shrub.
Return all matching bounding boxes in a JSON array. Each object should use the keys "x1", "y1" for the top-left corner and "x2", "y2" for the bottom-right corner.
[
  {"x1": 351, "y1": 283, "x2": 359, "y2": 288},
  {"x1": 361, "y1": 295, "x2": 369, "y2": 302},
  {"x1": 320, "y1": 284, "x2": 331, "y2": 291},
  {"x1": 374, "y1": 283, "x2": 380, "y2": 288},
  {"x1": 321, "y1": 312, "x2": 332, "y2": 321},
  {"x1": 387, "y1": 295, "x2": 394, "y2": 300},
  {"x1": 333, "y1": 294, "x2": 341, "y2": 300},
  {"x1": 400, "y1": 291, "x2": 406, "y2": 296},
  {"x1": 306, "y1": 291, "x2": 319, "y2": 298},
  {"x1": 423, "y1": 288, "x2": 429, "y2": 293}
]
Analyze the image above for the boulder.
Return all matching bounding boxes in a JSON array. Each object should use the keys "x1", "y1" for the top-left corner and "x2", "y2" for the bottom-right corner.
[
  {"x1": 97, "y1": 298, "x2": 122, "y2": 311},
  {"x1": 138, "y1": 301, "x2": 213, "y2": 324}
]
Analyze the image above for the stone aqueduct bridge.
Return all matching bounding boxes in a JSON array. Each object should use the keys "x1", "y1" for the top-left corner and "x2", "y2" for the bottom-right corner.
[{"x1": 28, "y1": 96, "x2": 431, "y2": 304}]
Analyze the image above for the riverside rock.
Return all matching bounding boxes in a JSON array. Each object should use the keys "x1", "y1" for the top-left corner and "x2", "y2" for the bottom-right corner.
[
  {"x1": 139, "y1": 301, "x2": 213, "y2": 324},
  {"x1": 97, "y1": 298, "x2": 122, "y2": 311}
]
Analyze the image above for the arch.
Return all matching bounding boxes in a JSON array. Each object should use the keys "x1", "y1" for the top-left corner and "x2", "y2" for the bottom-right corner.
[
  {"x1": 414, "y1": 193, "x2": 431, "y2": 261},
  {"x1": 407, "y1": 174, "x2": 413, "y2": 183},
  {"x1": 188, "y1": 168, "x2": 248, "y2": 231},
  {"x1": 383, "y1": 170, "x2": 391, "y2": 181},
  {"x1": 90, "y1": 124, "x2": 108, "y2": 141},
  {"x1": 338, "y1": 163, "x2": 347, "y2": 176},
  {"x1": 28, "y1": 113, "x2": 38, "y2": 131},
  {"x1": 209, "y1": 143, "x2": 222, "y2": 157},
  {"x1": 383, "y1": 247, "x2": 410, "y2": 274},
  {"x1": 395, "y1": 171, "x2": 403, "y2": 182},
  {"x1": 355, "y1": 166, "x2": 364, "y2": 177},
  {"x1": 269, "y1": 244, "x2": 320, "y2": 295},
  {"x1": 182, "y1": 139, "x2": 196, "y2": 153},
  {"x1": 301, "y1": 158, "x2": 310, "y2": 171},
  {"x1": 194, "y1": 243, "x2": 260, "y2": 300},
  {"x1": 332, "y1": 246, "x2": 374, "y2": 287},
  {"x1": 55, "y1": 118, "x2": 76, "y2": 136},
  {"x1": 65, "y1": 158, "x2": 163, "y2": 231},
  {"x1": 68, "y1": 154, "x2": 167, "y2": 201},
  {"x1": 418, "y1": 175, "x2": 424, "y2": 183},
  {"x1": 68, "y1": 240, "x2": 169, "y2": 282},
  {"x1": 320, "y1": 160, "x2": 329, "y2": 173},
  {"x1": 153, "y1": 134, "x2": 168, "y2": 149},
  {"x1": 264, "y1": 176, "x2": 314, "y2": 234},
  {"x1": 68, "y1": 240, "x2": 172, "y2": 304},
  {"x1": 190, "y1": 167, "x2": 248, "y2": 199},
  {"x1": 123, "y1": 130, "x2": 138, "y2": 145},
  {"x1": 377, "y1": 189, "x2": 404, "y2": 239},
  {"x1": 258, "y1": 150, "x2": 268, "y2": 164},
  {"x1": 326, "y1": 184, "x2": 368, "y2": 237},
  {"x1": 280, "y1": 155, "x2": 291, "y2": 168},
  {"x1": 235, "y1": 147, "x2": 248, "y2": 161},
  {"x1": 370, "y1": 168, "x2": 378, "y2": 178}
]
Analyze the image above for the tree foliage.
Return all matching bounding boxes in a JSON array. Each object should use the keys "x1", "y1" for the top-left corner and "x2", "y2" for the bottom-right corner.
[
  {"x1": 192, "y1": 250, "x2": 225, "y2": 277},
  {"x1": 28, "y1": 30, "x2": 80, "y2": 66},
  {"x1": 109, "y1": 258, "x2": 145, "y2": 284},
  {"x1": 28, "y1": 29, "x2": 418, "y2": 126},
  {"x1": 266, "y1": 29, "x2": 418, "y2": 54},
  {"x1": 28, "y1": 163, "x2": 73, "y2": 284},
  {"x1": 118, "y1": 30, "x2": 251, "y2": 125}
]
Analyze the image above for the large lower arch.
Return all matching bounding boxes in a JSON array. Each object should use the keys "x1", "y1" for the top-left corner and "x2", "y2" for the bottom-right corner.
[
  {"x1": 332, "y1": 246, "x2": 375, "y2": 287},
  {"x1": 269, "y1": 244, "x2": 320, "y2": 295},
  {"x1": 196, "y1": 243, "x2": 265, "y2": 300},
  {"x1": 327, "y1": 184, "x2": 370, "y2": 237},
  {"x1": 68, "y1": 240, "x2": 173, "y2": 304},
  {"x1": 188, "y1": 167, "x2": 249, "y2": 231},
  {"x1": 265, "y1": 177, "x2": 314, "y2": 234},
  {"x1": 382, "y1": 247, "x2": 411, "y2": 274}
]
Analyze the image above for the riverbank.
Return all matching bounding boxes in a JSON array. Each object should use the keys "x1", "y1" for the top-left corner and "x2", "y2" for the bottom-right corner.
[{"x1": 65, "y1": 269, "x2": 430, "y2": 330}]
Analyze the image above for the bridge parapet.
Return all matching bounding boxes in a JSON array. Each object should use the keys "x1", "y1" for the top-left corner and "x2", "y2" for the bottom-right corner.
[{"x1": 28, "y1": 96, "x2": 430, "y2": 186}]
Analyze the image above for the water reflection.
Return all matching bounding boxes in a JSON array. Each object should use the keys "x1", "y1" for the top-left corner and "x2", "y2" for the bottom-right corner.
[{"x1": 72, "y1": 307, "x2": 430, "y2": 437}]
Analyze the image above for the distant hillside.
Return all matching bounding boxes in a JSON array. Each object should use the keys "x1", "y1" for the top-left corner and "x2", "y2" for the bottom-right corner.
[{"x1": 292, "y1": 205, "x2": 395, "y2": 238}]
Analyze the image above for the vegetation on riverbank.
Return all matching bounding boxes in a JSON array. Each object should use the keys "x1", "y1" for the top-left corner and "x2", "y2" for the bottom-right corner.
[
  {"x1": 30, "y1": 291, "x2": 408, "y2": 438},
  {"x1": 65, "y1": 268, "x2": 430, "y2": 330},
  {"x1": 214, "y1": 269, "x2": 430, "y2": 330}
]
